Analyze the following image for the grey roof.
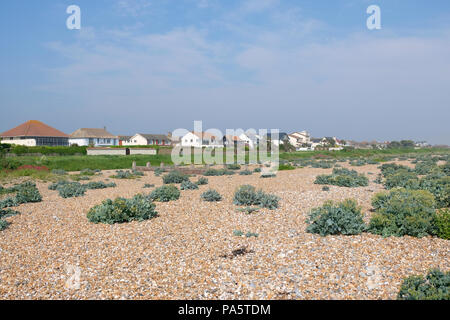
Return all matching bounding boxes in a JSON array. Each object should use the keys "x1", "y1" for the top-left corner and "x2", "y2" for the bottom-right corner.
[
  {"x1": 138, "y1": 134, "x2": 169, "y2": 141},
  {"x1": 70, "y1": 128, "x2": 118, "y2": 139}
]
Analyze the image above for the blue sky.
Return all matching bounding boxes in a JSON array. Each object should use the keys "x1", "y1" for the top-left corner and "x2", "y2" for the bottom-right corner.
[{"x1": 1, "y1": 0, "x2": 450, "y2": 144}]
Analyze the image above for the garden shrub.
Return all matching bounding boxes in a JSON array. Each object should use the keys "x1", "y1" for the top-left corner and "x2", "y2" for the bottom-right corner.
[
  {"x1": 201, "y1": 189, "x2": 222, "y2": 202},
  {"x1": 397, "y1": 269, "x2": 450, "y2": 300},
  {"x1": 163, "y1": 170, "x2": 189, "y2": 184},
  {"x1": 368, "y1": 188, "x2": 437, "y2": 238},
  {"x1": 150, "y1": 185, "x2": 180, "y2": 202},
  {"x1": 196, "y1": 177, "x2": 208, "y2": 185},
  {"x1": 87, "y1": 194, "x2": 157, "y2": 224},
  {"x1": 180, "y1": 180, "x2": 199, "y2": 190},
  {"x1": 306, "y1": 199, "x2": 367, "y2": 236},
  {"x1": 57, "y1": 182, "x2": 86, "y2": 198},
  {"x1": 314, "y1": 168, "x2": 368, "y2": 187},
  {"x1": 233, "y1": 185, "x2": 279, "y2": 209},
  {"x1": 434, "y1": 209, "x2": 450, "y2": 240}
]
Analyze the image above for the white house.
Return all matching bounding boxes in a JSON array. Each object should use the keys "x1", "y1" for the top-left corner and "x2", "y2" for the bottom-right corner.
[
  {"x1": 180, "y1": 132, "x2": 224, "y2": 148},
  {"x1": 121, "y1": 134, "x2": 170, "y2": 146},
  {"x1": 288, "y1": 131, "x2": 311, "y2": 149},
  {"x1": 69, "y1": 128, "x2": 118, "y2": 147}
]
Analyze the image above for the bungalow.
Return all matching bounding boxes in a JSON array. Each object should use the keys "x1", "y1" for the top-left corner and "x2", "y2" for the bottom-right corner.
[
  {"x1": 118, "y1": 136, "x2": 132, "y2": 146},
  {"x1": 122, "y1": 134, "x2": 171, "y2": 146},
  {"x1": 288, "y1": 131, "x2": 311, "y2": 148},
  {"x1": 69, "y1": 128, "x2": 119, "y2": 147},
  {"x1": 180, "y1": 132, "x2": 223, "y2": 148},
  {"x1": 0, "y1": 120, "x2": 69, "y2": 146}
]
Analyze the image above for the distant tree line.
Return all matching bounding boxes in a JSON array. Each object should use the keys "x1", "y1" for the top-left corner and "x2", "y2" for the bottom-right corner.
[{"x1": 387, "y1": 140, "x2": 415, "y2": 149}]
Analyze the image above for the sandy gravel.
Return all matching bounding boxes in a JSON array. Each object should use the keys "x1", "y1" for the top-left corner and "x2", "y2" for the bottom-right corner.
[{"x1": 0, "y1": 163, "x2": 448, "y2": 300}]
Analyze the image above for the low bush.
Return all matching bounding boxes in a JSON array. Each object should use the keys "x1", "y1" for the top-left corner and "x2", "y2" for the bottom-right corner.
[
  {"x1": 48, "y1": 180, "x2": 70, "y2": 190},
  {"x1": 379, "y1": 163, "x2": 412, "y2": 177},
  {"x1": 253, "y1": 167, "x2": 262, "y2": 173},
  {"x1": 314, "y1": 168, "x2": 368, "y2": 187},
  {"x1": 397, "y1": 269, "x2": 450, "y2": 300},
  {"x1": 0, "y1": 219, "x2": 9, "y2": 231},
  {"x1": 154, "y1": 167, "x2": 165, "y2": 176},
  {"x1": 15, "y1": 183, "x2": 42, "y2": 204},
  {"x1": 227, "y1": 164, "x2": 241, "y2": 170},
  {"x1": 440, "y1": 162, "x2": 450, "y2": 175},
  {"x1": 51, "y1": 169, "x2": 67, "y2": 175},
  {"x1": 384, "y1": 170, "x2": 420, "y2": 190},
  {"x1": 233, "y1": 185, "x2": 279, "y2": 209},
  {"x1": 87, "y1": 194, "x2": 157, "y2": 224},
  {"x1": 278, "y1": 164, "x2": 295, "y2": 171},
  {"x1": 84, "y1": 181, "x2": 116, "y2": 190},
  {"x1": 143, "y1": 184, "x2": 155, "y2": 188},
  {"x1": 419, "y1": 175, "x2": 450, "y2": 209},
  {"x1": 368, "y1": 188, "x2": 437, "y2": 238},
  {"x1": 434, "y1": 209, "x2": 450, "y2": 240},
  {"x1": 322, "y1": 186, "x2": 330, "y2": 191},
  {"x1": 180, "y1": 180, "x2": 199, "y2": 190},
  {"x1": 260, "y1": 172, "x2": 276, "y2": 178},
  {"x1": 414, "y1": 161, "x2": 439, "y2": 175},
  {"x1": 201, "y1": 189, "x2": 222, "y2": 202},
  {"x1": 58, "y1": 182, "x2": 86, "y2": 198},
  {"x1": 196, "y1": 177, "x2": 208, "y2": 185},
  {"x1": 203, "y1": 168, "x2": 235, "y2": 176},
  {"x1": 111, "y1": 170, "x2": 142, "y2": 179},
  {"x1": 306, "y1": 199, "x2": 367, "y2": 236},
  {"x1": 239, "y1": 170, "x2": 253, "y2": 175},
  {"x1": 80, "y1": 168, "x2": 100, "y2": 176},
  {"x1": 150, "y1": 185, "x2": 180, "y2": 202},
  {"x1": 163, "y1": 170, "x2": 189, "y2": 184}
]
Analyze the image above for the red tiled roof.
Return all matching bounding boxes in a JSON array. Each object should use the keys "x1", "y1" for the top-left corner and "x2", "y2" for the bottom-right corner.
[{"x1": 0, "y1": 120, "x2": 69, "y2": 138}]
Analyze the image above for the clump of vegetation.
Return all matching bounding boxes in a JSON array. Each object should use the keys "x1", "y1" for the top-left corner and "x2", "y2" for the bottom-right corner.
[
  {"x1": 414, "y1": 161, "x2": 439, "y2": 175},
  {"x1": 306, "y1": 199, "x2": 367, "y2": 236},
  {"x1": 314, "y1": 168, "x2": 369, "y2": 187},
  {"x1": 434, "y1": 209, "x2": 450, "y2": 240},
  {"x1": 15, "y1": 182, "x2": 42, "y2": 204},
  {"x1": 154, "y1": 167, "x2": 165, "y2": 176},
  {"x1": 253, "y1": 167, "x2": 262, "y2": 173},
  {"x1": 84, "y1": 181, "x2": 116, "y2": 190},
  {"x1": 322, "y1": 186, "x2": 330, "y2": 191},
  {"x1": 419, "y1": 175, "x2": 450, "y2": 209},
  {"x1": 111, "y1": 170, "x2": 142, "y2": 179},
  {"x1": 236, "y1": 207, "x2": 260, "y2": 214},
  {"x1": 368, "y1": 188, "x2": 437, "y2": 238},
  {"x1": 149, "y1": 185, "x2": 180, "y2": 202},
  {"x1": 87, "y1": 194, "x2": 157, "y2": 224},
  {"x1": 51, "y1": 169, "x2": 67, "y2": 175},
  {"x1": 0, "y1": 208, "x2": 21, "y2": 231},
  {"x1": 233, "y1": 230, "x2": 259, "y2": 238},
  {"x1": 0, "y1": 219, "x2": 9, "y2": 231},
  {"x1": 278, "y1": 164, "x2": 295, "y2": 171},
  {"x1": 233, "y1": 185, "x2": 279, "y2": 209},
  {"x1": 201, "y1": 189, "x2": 222, "y2": 202},
  {"x1": 260, "y1": 172, "x2": 276, "y2": 178},
  {"x1": 227, "y1": 164, "x2": 241, "y2": 170},
  {"x1": 203, "y1": 169, "x2": 235, "y2": 176},
  {"x1": 233, "y1": 230, "x2": 244, "y2": 237},
  {"x1": 180, "y1": 180, "x2": 199, "y2": 190},
  {"x1": 397, "y1": 269, "x2": 449, "y2": 300},
  {"x1": 196, "y1": 177, "x2": 208, "y2": 185},
  {"x1": 58, "y1": 182, "x2": 86, "y2": 198},
  {"x1": 48, "y1": 180, "x2": 70, "y2": 190},
  {"x1": 383, "y1": 170, "x2": 420, "y2": 190},
  {"x1": 379, "y1": 163, "x2": 412, "y2": 177},
  {"x1": 163, "y1": 170, "x2": 189, "y2": 184},
  {"x1": 239, "y1": 170, "x2": 253, "y2": 175},
  {"x1": 143, "y1": 184, "x2": 155, "y2": 188}
]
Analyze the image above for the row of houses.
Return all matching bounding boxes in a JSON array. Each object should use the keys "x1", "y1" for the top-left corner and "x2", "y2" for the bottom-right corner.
[
  {"x1": 0, "y1": 120, "x2": 171, "y2": 148},
  {"x1": 0, "y1": 120, "x2": 429, "y2": 150}
]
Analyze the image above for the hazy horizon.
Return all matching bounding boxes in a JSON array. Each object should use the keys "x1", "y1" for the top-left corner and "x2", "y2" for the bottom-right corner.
[{"x1": 1, "y1": 1, "x2": 450, "y2": 144}]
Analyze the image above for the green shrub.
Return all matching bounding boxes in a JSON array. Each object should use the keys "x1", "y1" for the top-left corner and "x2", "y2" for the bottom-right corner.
[
  {"x1": 379, "y1": 163, "x2": 412, "y2": 177},
  {"x1": 306, "y1": 199, "x2": 367, "y2": 236},
  {"x1": 111, "y1": 170, "x2": 142, "y2": 179},
  {"x1": 233, "y1": 230, "x2": 244, "y2": 236},
  {"x1": 314, "y1": 168, "x2": 368, "y2": 187},
  {"x1": 180, "y1": 180, "x2": 199, "y2": 190},
  {"x1": 368, "y1": 188, "x2": 437, "y2": 238},
  {"x1": 397, "y1": 269, "x2": 450, "y2": 300},
  {"x1": 434, "y1": 209, "x2": 450, "y2": 240},
  {"x1": 48, "y1": 180, "x2": 70, "y2": 190},
  {"x1": 253, "y1": 167, "x2": 262, "y2": 173},
  {"x1": 0, "y1": 197, "x2": 19, "y2": 209},
  {"x1": 154, "y1": 167, "x2": 165, "y2": 176},
  {"x1": 15, "y1": 182, "x2": 42, "y2": 204},
  {"x1": 322, "y1": 186, "x2": 330, "y2": 191},
  {"x1": 51, "y1": 169, "x2": 67, "y2": 175},
  {"x1": 239, "y1": 170, "x2": 253, "y2": 176},
  {"x1": 260, "y1": 172, "x2": 276, "y2": 178},
  {"x1": 84, "y1": 181, "x2": 116, "y2": 190},
  {"x1": 414, "y1": 162, "x2": 439, "y2": 175},
  {"x1": 58, "y1": 182, "x2": 86, "y2": 198},
  {"x1": 0, "y1": 219, "x2": 9, "y2": 231},
  {"x1": 419, "y1": 176, "x2": 450, "y2": 209},
  {"x1": 440, "y1": 162, "x2": 450, "y2": 175},
  {"x1": 384, "y1": 170, "x2": 420, "y2": 190},
  {"x1": 227, "y1": 164, "x2": 241, "y2": 170},
  {"x1": 143, "y1": 184, "x2": 155, "y2": 188},
  {"x1": 87, "y1": 194, "x2": 157, "y2": 224},
  {"x1": 245, "y1": 232, "x2": 259, "y2": 238},
  {"x1": 196, "y1": 177, "x2": 208, "y2": 185},
  {"x1": 80, "y1": 168, "x2": 99, "y2": 176},
  {"x1": 233, "y1": 185, "x2": 279, "y2": 209},
  {"x1": 201, "y1": 189, "x2": 222, "y2": 202},
  {"x1": 150, "y1": 185, "x2": 180, "y2": 202},
  {"x1": 278, "y1": 164, "x2": 295, "y2": 171},
  {"x1": 163, "y1": 170, "x2": 189, "y2": 184}
]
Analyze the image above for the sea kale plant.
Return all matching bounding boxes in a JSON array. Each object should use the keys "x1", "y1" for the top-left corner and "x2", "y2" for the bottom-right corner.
[
  {"x1": 233, "y1": 185, "x2": 279, "y2": 209},
  {"x1": 149, "y1": 185, "x2": 180, "y2": 202},
  {"x1": 397, "y1": 269, "x2": 450, "y2": 300},
  {"x1": 200, "y1": 189, "x2": 222, "y2": 202},
  {"x1": 314, "y1": 168, "x2": 368, "y2": 187},
  {"x1": 306, "y1": 199, "x2": 367, "y2": 236}
]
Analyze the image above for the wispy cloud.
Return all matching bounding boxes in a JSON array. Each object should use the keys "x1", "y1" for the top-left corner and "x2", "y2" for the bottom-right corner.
[{"x1": 115, "y1": 0, "x2": 152, "y2": 16}]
